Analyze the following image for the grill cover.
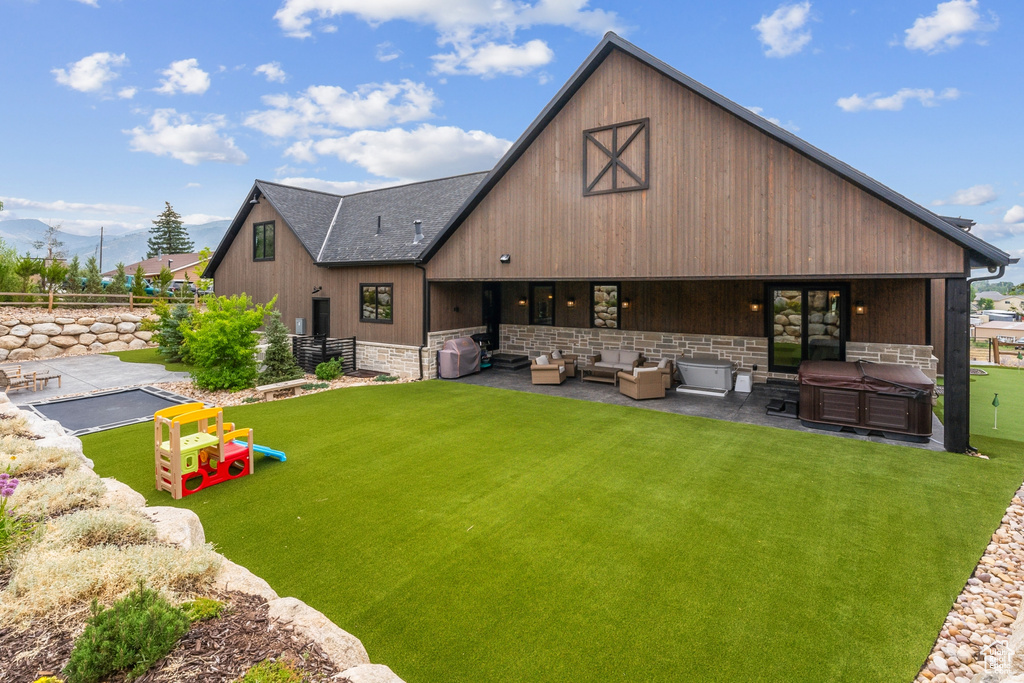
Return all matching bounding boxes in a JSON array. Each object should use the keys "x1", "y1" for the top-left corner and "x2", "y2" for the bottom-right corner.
[{"x1": 438, "y1": 337, "x2": 481, "y2": 378}]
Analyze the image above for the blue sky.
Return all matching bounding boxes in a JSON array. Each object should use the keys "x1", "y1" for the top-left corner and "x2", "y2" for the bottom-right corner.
[{"x1": 1, "y1": 0, "x2": 1022, "y2": 279}]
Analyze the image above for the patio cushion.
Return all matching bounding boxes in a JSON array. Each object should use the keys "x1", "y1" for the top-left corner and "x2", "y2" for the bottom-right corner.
[
  {"x1": 536, "y1": 355, "x2": 550, "y2": 365},
  {"x1": 552, "y1": 350, "x2": 562, "y2": 359},
  {"x1": 594, "y1": 361, "x2": 617, "y2": 369},
  {"x1": 658, "y1": 358, "x2": 670, "y2": 369},
  {"x1": 612, "y1": 362, "x2": 634, "y2": 371},
  {"x1": 619, "y1": 351, "x2": 641, "y2": 364},
  {"x1": 601, "y1": 350, "x2": 620, "y2": 363},
  {"x1": 633, "y1": 366, "x2": 661, "y2": 377}
]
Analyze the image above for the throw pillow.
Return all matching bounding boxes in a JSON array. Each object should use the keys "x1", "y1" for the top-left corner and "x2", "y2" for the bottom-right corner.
[
  {"x1": 536, "y1": 355, "x2": 550, "y2": 365},
  {"x1": 552, "y1": 350, "x2": 562, "y2": 359}
]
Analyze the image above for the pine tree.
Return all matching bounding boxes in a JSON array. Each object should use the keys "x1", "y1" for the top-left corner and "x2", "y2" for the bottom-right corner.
[
  {"x1": 66, "y1": 255, "x2": 82, "y2": 292},
  {"x1": 131, "y1": 265, "x2": 148, "y2": 298},
  {"x1": 158, "y1": 303, "x2": 192, "y2": 362},
  {"x1": 107, "y1": 262, "x2": 129, "y2": 295},
  {"x1": 155, "y1": 266, "x2": 174, "y2": 297},
  {"x1": 147, "y1": 202, "x2": 193, "y2": 257},
  {"x1": 14, "y1": 253, "x2": 38, "y2": 292},
  {"x1": 259, "y1": 310, "x2": 303, "y2": 384},
  {"x1": 83, "y1": 256, "x2": 104, "y2": 295}
]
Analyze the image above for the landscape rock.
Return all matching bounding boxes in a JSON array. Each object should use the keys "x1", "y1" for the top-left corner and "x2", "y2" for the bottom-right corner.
[
  {"x1": 116, "y1": 322, "x2": 136, "y2": 334},
  {"x1": 65, "y1": 344, "x2": 89, "y2": 356},
  {"x1": 97, "y1": 332, "x2": 120, "y2": 343},
  {"x1": 26, "y1": 334, "x2": 50, "y2": 349},
  {"x1": 128, "y1": 339, "x2": 149, "y2": 350},
  {"x1": 120, "y1": 313, "x2": 142, "y2": 323},
  {"x1": 80, "y1": 333, "x2": 97, "y2": 345},
  {"x1": 95, "y1": 315, "x2": 114, "y2": 324},
  {"x1": 55, "y1": 317, "x2": 76, "y2": 325},
  {"x1": 33, "y1": 315, "x2": 55, "y2": 324},
  {"x1": 77, "y1": 317, "x2": 96, "y2": 326},
  {"x1": 0, "y1": 349, "x2": 8, "y2": 362},
  {"x1": 267, "y1": 598, "x2": 371, "y2": 671},
  {"x1": 34, "y1": 344, "x2": 61, "y2": 359},
  {"x1": 90, "y1": 322, "x2": 117, "y2": 334},
  {"x1": 213, "y1": 559, "x2": 280, "y2": 602},
  {"x1": 89, "y1": 341, "x2": 106, "y2": 352},
  {"x1": 10, "y1": 324, "x2": 31, "y2": 337},
  {"x1": 118, "y1": 333, "x2": 136, "y2": 343},
  {"x1": 62, "y1": 324, "x2": 90, "y2": 336},
  {"x1": 100, "y1": 478, "x2": 146, "y2": 510},
  {"x1": 134, "y1": 330, "x2": 153, "y2": 342},
  {"x1": 49, "y1": 335, "x2": 79, "y2": 348},
  {"x1": 104, "y1": 341, "x2": 130, "y2": 351},
  {"x1": 141, "y1": 506, "x2": 206, "y2": 549},
  {"x1": 338, "y1": 664, "x2": 406, "y2": 683},
  {"x1": 8, "y1": 348, "x2": 35, "y2": 361},
  {"x1": 31, "y1": 322, "x2": 62, "y2": 336},
  {"x1": 0, "y1": 335, "x2": 25, "y2": 350},
  {"x1": 0, "y1": 326, "x2": 9, "y2": 336},
  {"x1": 0, "y1": 318, "x2": 18, "y2": 327}
]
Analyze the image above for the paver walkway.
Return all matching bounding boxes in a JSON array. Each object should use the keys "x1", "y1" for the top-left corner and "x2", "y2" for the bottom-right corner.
[{"x1": 1, "y1": 354, "x2": 190, "y2": 405}]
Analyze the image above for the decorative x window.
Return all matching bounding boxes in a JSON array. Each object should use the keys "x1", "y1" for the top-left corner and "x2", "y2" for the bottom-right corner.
[{"x1": 582, "y1": 118, "x2": 649, "y2": 196}]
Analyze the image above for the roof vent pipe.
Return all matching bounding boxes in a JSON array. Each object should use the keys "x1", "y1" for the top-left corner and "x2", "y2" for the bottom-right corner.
[
  {"x1": 413, "y1": 219, "x2": 423, "y2": 244},
  {"x1": 376, "y1": 215, "x2": 381, "y2": 235}
]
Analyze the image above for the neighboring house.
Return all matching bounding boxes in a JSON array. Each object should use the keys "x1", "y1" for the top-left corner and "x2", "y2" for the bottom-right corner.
[
  {"x1": 105, "y1": 253, "x2": 203, "y2": 281},
  {"x1": 206, "y1": 33, "x2": 1013, "y2": 453},
  {"x1": 973, "y1": 321, "x2": 1024, "y2": 341},
  {"x1": 992, "y1": 295, "x2": 1024, "y2": 313}
]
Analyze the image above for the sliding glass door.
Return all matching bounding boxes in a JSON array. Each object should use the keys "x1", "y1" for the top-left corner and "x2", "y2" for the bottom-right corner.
[{"x1": 768, "y1": 285, "x2": 847, "y2": 373}]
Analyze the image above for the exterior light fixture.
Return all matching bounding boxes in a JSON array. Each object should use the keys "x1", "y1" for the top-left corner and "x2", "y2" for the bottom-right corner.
[
  {"x1": 854, "y1": 301, "x2": 867, "y2": 315},
  {"x1": 621, "y1": 298, "x2": 631, "y2": 309},
  {"x1": 518, "y1": 297, "x2": 528, "y2": 307},
  {"x1": 750, "y1": 300, "x2": 762, "y2": 313},
  {"x1": 312, "y1": 286, "x2": 323, "y2": 294},
  {"x1": 566, "y1": 296, "x2": 576, "y2": 308},
  {"x1": 499, "y1": 254, "x2": 511, "y2": 264},
  {"x1": 249, "y1": 191, "x2": 260, "y2": 205}
]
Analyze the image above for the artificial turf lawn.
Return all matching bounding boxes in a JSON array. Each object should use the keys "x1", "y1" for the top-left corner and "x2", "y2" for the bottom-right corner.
[
  {"x1": 105, "y1": 347, "x2": 191, "y2": 373},
  {"x1": 82, "y1": 381, "x2": 1024, "y2": 682}
]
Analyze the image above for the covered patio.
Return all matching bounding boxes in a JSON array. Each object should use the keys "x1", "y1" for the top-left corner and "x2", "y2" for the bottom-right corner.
[{"x1": 449, "y1": 366, "x2": 945, "y2": 452}]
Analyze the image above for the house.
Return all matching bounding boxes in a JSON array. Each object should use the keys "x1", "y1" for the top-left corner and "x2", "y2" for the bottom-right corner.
[
  {"x1": 105, "y1": 253, "x2": 204, "y2": 282},
  {"x1": 206, "y1": 33, "x2": 1013, "y2": 453}
]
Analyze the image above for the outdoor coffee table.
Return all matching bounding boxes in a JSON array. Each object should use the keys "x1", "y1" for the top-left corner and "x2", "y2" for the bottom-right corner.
[{"x1": 579, "y1": 364, "x2": 618, "y2": 386}]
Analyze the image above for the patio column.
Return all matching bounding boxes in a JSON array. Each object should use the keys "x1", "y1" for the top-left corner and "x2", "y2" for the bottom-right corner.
[{"x1": 943, "y1": 277, "x2": 969, "y2": 453}]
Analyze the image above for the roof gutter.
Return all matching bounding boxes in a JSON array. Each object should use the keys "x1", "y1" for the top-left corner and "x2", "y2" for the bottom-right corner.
[{"x1": 415, "y1": 263, "x2": 430, "y2": 380}]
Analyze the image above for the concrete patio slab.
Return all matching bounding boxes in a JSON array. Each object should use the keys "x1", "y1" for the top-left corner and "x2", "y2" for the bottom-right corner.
[
  {"x1": 452, "y1": 367, "x2": 945, "y2": 451},
  {"x1": 1, "y1": 354, "x2": 190, "y2": 405}
]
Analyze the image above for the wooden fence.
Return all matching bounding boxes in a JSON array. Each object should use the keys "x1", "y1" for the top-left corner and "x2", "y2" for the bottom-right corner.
[{"x1": 0, "y1": 291, "x2": 200, "y2": 312}]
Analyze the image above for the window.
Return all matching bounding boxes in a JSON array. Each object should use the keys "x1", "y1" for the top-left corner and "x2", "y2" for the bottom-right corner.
[
  {"x1": 591, "y1": 282, "x2": 620, "y2": 328},
  {"x1": 253, "y1": 222, "x2": 275, "y2": 261},
  {"x1": 583, "y1": 118, "x2": 649, "y2": 196},
  {"x1": 530, "y1": 283, "x2": 555, "y2": 326},
  {"x1": 766, "y1": 284, "x2": 848, "y2": 373},
  {"x1": 361, "y1": 284, "x2": 393, "y2": 323}
]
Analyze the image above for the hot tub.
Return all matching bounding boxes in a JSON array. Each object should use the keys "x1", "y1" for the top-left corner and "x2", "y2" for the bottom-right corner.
[
  {"x1": 798, "y1": 360, "x2": 934, "y2": 442},
  {"x1": 676, "y1": 357, "x2": 734, "y2": 392}
]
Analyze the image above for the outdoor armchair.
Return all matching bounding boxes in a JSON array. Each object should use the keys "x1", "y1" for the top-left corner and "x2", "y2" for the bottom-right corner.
[
  {"x1": 617, "y1": 367, "x2": 666, "y2": 400},
  {"x1": 642, "y1": 358, "x2": 675, "y2": 389},
  {"x1": 548, "y1": 350, "x2": 578, "y2": 378},
  {"x1": 531, "y1": 355, "x2": 567, "y2": 385}
]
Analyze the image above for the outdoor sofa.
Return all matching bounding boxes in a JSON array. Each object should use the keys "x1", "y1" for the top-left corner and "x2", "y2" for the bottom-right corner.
[{"x1": 588, "y1": 350, "x2": 642, "y2": 374}]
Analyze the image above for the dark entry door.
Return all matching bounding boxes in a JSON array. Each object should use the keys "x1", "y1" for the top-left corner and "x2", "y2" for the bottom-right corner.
[
  {"x1": 482, "y1": 283, "x2": 501, "y2": 348},
  {"x1": 312, "y1": 298, "x2": 330, "y2": 337},
  {"x1": 767, "y1": 285, "x2": 847, "y2": 373}
]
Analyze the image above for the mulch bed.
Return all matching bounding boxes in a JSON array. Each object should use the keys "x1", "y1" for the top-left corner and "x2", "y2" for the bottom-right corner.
[{"x1": 0, "y1": 592, "x2": 339, "y2": 682}]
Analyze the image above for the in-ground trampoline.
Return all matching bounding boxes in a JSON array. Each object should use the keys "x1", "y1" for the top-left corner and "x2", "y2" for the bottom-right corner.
[{"x1": 23, "y1": 386, "x2": 199, "y2": 436}]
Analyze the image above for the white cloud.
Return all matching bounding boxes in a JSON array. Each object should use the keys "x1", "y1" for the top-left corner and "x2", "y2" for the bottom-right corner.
[
  {"x1": 933, "y1": 184, "x2": 997, "y2": 206},
  {"x1": 836, "y1": 87, "x2": 960, "y2": 112},
  {"x1": 52, "y1": 52, "x2": 127, "y2": 93},
  {"x1": 376, "y1": 42, "x2": 401, "y2": 62},
  {"x1": 48, "y1": 219, "x2": 146, "y2": 236},
  {"x1": 286, "y1": 124, "x2": 510, "y2": 180},
  {"x1": 754, "y1": 2, "x2": 813, "y2": 58},
  {"x1": 71, "y1": 0, "x2": 99, "y2": 7},
  {"x1": 904, "y1": 0, "x2": 997, "y2": 54},
  {"x1": 244, "y1": 80, "x2": 439, "y2": 138},
  {"x1": 185, "y1": 182, "x2": 201, "y2": 188},
  {"x1": 432, "y1": 39, "x2": 554, "y2": 77},
  {"x1": 1005, "y1": 206, "x2": 1024, "y2": 224},
  {"x1": 971, "y1": 222, "x2": 1024, "y2": 240},
  {"x1": 255, "y1": 62, "x2": 287, "y2": 83},
  {"x1": 745, "y1": 106, "x2": 800, "y2": 132},
  {"x1": 180, "y1": 213, "x2": 230, "y2": 225},
  {"x1": 276, "y1": 177, "x2": 393, "y2": 195},
  {"x1": 126, "y1": 109, "x2": 248, "y2": 165},
  {"x1": 117, "y1": 86, "x2": 137, "y2": 99},
  {"x1": 0, "y1": 196, "x2": 144, "y2": 214},
  {"x1": 156, "y1": 59, "x2": 211, "y2": 95}
]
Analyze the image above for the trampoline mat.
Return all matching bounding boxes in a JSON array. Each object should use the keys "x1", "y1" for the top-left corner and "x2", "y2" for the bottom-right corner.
[{"x1": 26, "y1": 387, "x2": 198, "y2": 436}]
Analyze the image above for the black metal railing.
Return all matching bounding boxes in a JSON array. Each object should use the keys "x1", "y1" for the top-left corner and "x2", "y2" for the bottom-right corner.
[{"x1": 292, "y1": 335, "x2": 356, "y2": 375}]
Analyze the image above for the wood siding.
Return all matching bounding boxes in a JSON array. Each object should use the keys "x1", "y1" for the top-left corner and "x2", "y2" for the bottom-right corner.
[
  {"x1": 931, "y1": 279, "x2": 946, "y2": 374},
  {"x1": 848, "y1": 279, "x2": 927, "y2": 345},
  {"x1": 214, "y1": 199, "x2": 424, "y2": 345},
  {"x1": 430, "y1": 282, "x2": 483, "y2": 331},
  {"x1": 427, "y1": 49, "x2": 966, "y2": 281}
]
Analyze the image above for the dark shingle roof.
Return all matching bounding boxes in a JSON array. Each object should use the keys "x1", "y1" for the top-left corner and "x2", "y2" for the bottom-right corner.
[
  {"x1": 317, "y1": 173, "x2": 487, "y2": 264},
  {"x1": 257, "y1": 181, "x2": 342, "y2": 260}
]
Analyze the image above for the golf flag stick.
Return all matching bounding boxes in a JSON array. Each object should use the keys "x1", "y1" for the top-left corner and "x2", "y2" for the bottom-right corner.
[{"x1": 993, "y1": 393, "x2": 1000, "y2": 430}]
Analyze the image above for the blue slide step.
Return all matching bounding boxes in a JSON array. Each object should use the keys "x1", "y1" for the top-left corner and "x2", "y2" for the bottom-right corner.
[{"x1": 232, "y1": 440, "x2": 287, "y2": 462}]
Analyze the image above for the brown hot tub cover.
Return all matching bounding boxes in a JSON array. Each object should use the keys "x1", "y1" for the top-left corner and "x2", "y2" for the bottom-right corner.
[{"x1": 438, "y1": 337, "x2": 481, "y2": 379}]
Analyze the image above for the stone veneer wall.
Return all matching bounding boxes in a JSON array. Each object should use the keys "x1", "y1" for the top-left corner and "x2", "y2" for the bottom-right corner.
[
  {"x1": 500, "y1": 325, "x2": 938, "y2": 383},
  {"x1": 0, "y1": 311, "x2": 156, "y2": 362},
  {"x1": 425, "y1": 326, "x2": 487, "y2": 379},
  {"x1": 353, "y1": 327, "x2": 486, "y2": 380}
]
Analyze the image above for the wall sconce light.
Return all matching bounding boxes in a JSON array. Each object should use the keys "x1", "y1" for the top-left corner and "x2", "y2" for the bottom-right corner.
[
  {"x1": 621, "y1": 298, "x2": 631, "y2": 310},
  {"x1": 749, "y1": 300, "x2": 762, "y2": 313},
  {"x1": 566, "y1": 296, "x2": 576, "y2": 308},
  {"x1": 518, "y1": 297, "x2": 528, "y2": 307},
  {"x1": 311, "y1": 286, "x2": 323, "y2": 294},
  {"x1": 453, "y1": 306, "x2": 460, "y2": 313},
  {"x1": 854, "y1": 301, "x2": 867, "y2": 315},
  {"x1": 499, "y1": 254, "x2": 511, "y2": 264}
]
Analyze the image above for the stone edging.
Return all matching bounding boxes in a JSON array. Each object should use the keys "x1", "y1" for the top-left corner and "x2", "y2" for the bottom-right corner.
[
  {"x1": 0, "y1": 311, "x2": 157, "y2": 361},
  {"x1": 7, "y1": 396, "x2": 406, "y2": 683}
]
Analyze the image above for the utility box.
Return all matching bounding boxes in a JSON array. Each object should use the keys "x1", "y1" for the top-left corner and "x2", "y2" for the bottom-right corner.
[
  {"x1": 295, "y1": 318, "x2": 307, "y2": 335},
  {"x1": 734, "y1": 370, "x2": 753, "y2": 393}
]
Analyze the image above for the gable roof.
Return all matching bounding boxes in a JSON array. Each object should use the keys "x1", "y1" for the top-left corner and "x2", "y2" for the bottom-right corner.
[
  {"x1": 204, "y1": 173, "x2": 487, "y2": 277},
  {"x1": 420, "y1": 32, "x2": 1011, "y2": 270},
  {"x1": 103, "y1": 253, "x2": 202, "y2": 277}
]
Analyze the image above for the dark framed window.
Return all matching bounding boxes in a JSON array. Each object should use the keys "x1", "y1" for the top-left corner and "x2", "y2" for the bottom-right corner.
[
  {"x1": 530, "y1": 283, "x2": 555, "y2": 326},
  {"x1": 583, "y1": 118, "x2": 650, "y2": 196},
  {"x1": 360, "y1": 283, "x2": 393, "y2": 323},
  {"x1": 591, "y1": 282, "x2": 620, "y2": 329},
  {"x1": 253, "y1": 222, "x2": 275, "y2": 261}
]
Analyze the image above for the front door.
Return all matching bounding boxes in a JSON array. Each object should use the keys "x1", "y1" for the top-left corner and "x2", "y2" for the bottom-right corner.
[
  {"x1": 312, "y1": 298, "x2": 330, "y2": 337},
  {"x1": 767, "y1": 285, "x2": 847, "y2": 373},
  {"x1": 482, "y1": 282, "x2": 501, "y2": 348}
]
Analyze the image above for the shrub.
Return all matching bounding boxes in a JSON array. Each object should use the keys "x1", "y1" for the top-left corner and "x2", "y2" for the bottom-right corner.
[
  {"x1": 237, "y1": 659, "x2": 306, "y2": 683},
  {"x1": 242, "y1": 397, "x2": 263, "y2": 404},
  {"x1": 40, "y1": 508, "x2": 156, "y2": 551},
  {"x1": 1, "y1": 472, "x2": 35, "y2": 565},
  {"x1": 373, "y1": 374, "x2": 398, "y2": 383},
  {"x1": 314, "y1": 357, "x2": 344, "y2": 381},
  {"x1": 300, "y1": 382, "x2": 329, "y2": 390},
  {"x1": 63, "y1": 582, "x2": 191, "y2": 683},
  {"x1": 181, "y1": 294, "x2": 274, "y2": 391},
  {"x1": 157, "y1": 303, "x2": 192, "y2": 363},
  {"x1": 180, "y1": 596, "x2": 225, "y2": 622},
  {"x1": 107, "y1": 263, "x2": 129, "y2": 296},
  {"x1": 259, "y1": 310, "x2": 303, "y2": 385},
  {"x1": 10, "y1": 467, "x2": 104, "y2": 519}
]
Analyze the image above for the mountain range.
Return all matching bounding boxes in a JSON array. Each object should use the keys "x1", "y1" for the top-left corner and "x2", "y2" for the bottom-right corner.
[{"x1": 0, "y1": 218, "x2": 230, "y2": 268}]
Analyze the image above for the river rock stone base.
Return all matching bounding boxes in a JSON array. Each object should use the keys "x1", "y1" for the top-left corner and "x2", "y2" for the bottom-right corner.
[{"x1": 0, "y1": 309, "x2": 158, "y2": 361}]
